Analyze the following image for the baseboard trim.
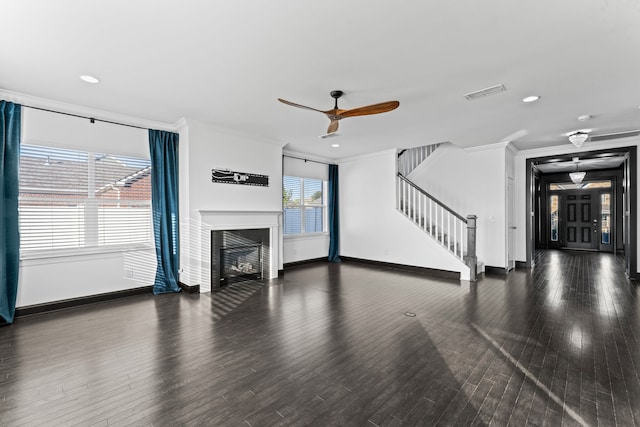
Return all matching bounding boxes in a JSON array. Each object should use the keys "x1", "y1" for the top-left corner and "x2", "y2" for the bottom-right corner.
[
  {"x1": 515, "y1": 261, "x2": 529, "y2": 269},
  {"x1": 284, "y1": 257, "x2": 328, "y2": 269},
  {"x1": 340, "y1": 256, "x2": 460, "y2": 280},
  {"x1": 15, "y1": 286, "x2": 153, "y2": 318},
  {"x1": 178, "y1": 281, "x2": 200, "y2": 293},
  {"x1": 485, "y1": 266, "x2": 509, "y2": 275}
]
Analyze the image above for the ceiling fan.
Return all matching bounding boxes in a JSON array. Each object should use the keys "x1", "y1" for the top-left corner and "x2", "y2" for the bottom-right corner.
[{"x1": 278, "y1": 90, "x2": 399, "y2": 135}]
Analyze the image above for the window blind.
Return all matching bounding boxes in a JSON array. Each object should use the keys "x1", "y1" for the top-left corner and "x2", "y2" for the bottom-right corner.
[
  {"x1": 283, "y1": 175, "x2": 326, "y2": 235},
  {"x1": 19, "y1": 144, "x2": 152, "y2": 252}
]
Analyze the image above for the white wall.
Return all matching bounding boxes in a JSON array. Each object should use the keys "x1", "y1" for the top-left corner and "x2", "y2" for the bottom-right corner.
[
  {"x1": 186, "y1": 120, "x2": 283, "y2": 213},
  {"x1": 18, "y1": 251, "x2": 156, "y2": 307},
  {"x1": 22, "y1": 108, "x2": 150, "y2": 157},
  {"x1": 408, "y1": 142, "x2": 508, "y2": 268},
  {"x1": 283, "y1": 233, "x2": 330, "y2": 263},
  {"x1": 339, "y1": 149, "x2": 469, "y2": 278},
  {"x1": 178, "y1": 120, "x2": 285, "y2": 288},
  {"x1": 514, "y1": 137, "x2": 640, "y2": 269}
]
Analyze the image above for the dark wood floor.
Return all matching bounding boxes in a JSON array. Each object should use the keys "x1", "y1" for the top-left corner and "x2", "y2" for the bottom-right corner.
[{"x1": 1, "y1": 250, "x2": 639, "y2": 426}]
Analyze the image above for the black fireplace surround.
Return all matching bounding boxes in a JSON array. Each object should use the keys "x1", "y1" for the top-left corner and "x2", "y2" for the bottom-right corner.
[{"x1": 211, "y1": 228, "x2": 269, "y2": 290}]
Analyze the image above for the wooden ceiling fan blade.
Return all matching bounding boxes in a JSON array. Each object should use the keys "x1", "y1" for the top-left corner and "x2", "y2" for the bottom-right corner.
[
  {"x1": 327, "y1": 120, "x2": 339, "y2": 134},
  {"x1": 340, "y1": 101, "x2": 400, "y2": 118},
  {"x1": 277, "y1": 98, "x2": 325, "y2": 113}
]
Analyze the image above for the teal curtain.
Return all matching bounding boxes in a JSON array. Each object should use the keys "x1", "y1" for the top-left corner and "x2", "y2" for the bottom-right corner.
[
  {"x1": 0, "y1": 101, "x2": 21, "y2": 323},
  {"x1": 149, "y1": 129, "x2": 181, "y2": 294},
  {"x1": 328, "y1": 164, "x2": 341, "y2": 262}
]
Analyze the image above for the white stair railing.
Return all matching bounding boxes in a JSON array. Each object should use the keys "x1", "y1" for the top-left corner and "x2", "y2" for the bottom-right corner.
[
  {"x1": 396, "y1": 174, "x2": 477, "y2": 281},
  {"x1": 397, "y1": 143, "x2": 441, "y2": 176}
]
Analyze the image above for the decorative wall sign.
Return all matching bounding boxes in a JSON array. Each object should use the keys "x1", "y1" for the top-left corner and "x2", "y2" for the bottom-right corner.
[{"x1": 211, "y1": 169, "x2": 269, "y2": 187}]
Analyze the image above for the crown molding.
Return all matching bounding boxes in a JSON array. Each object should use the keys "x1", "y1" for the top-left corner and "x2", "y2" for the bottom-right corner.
[
  {"x1": 505, "y1": 142, "x2": 518, "y2": 155},
  {"x1": 173, "y1": 117, "x2": 189, "y2": 132},
  {"x1": 337, "y1": 148, "x2": 396, "y2": 165},
  {"x1": 282, "y1": 148, "x2": 334, "y2": 165},
  {"x1": 463, "y1": 140, "x2": 511, "y2": 153},
  {"x1": 186, "y1": 118, "x2": 287, "y2": 148},
  {"x1": 0, "y1": 88, "x2": 177, "y2": 132},
  {"x1": 515, "y1": 136, "x2": 640, "y2": 160}
]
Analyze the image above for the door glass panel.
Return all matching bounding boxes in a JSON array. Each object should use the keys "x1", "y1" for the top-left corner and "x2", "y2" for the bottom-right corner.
[
  {"x1": 601, "y1": 193, "x2": 611, "y2": 244},
  {"x1": 550, "y1": 195, "x2": 559, "y2": 241},
  {"x1": 549, "y1": 180, "x2": 611, "y2": 190}
]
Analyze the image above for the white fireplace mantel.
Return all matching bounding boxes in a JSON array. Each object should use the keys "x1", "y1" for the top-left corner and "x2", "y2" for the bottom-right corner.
[
  {"x1": 194, "y1": 210, "x2": 282, "y2": 292},
  {"x1": 198, "y1": 210, "x2": 281, "y2": 230}
]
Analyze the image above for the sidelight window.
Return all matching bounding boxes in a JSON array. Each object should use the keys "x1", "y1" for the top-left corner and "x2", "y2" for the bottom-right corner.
[
  {"x1": 550, "y1": 195, "x2": 559, "y2": 242},
  {"x1": 601, "y1": 193, "x2": 611, "y2": 244}
]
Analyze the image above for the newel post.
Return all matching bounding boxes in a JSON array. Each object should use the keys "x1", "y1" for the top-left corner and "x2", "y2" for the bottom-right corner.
[{"x1": 464, "y1": 215, "x2": 477, "y2": 282}]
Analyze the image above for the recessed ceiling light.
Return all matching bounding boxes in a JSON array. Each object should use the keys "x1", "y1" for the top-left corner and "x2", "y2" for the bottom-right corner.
[
  {"x1": 80, "y1": 75, "x2": 100, "y2": 84},
  {"x1": 331, "y1": 143, "x2": 340, "y2": 148},
  {"x1": 522, "y1": 95, "x2": 540, "y2": 103},
  {"x1": 577, "y1": 114, "x2": 592, "y2": 122}
]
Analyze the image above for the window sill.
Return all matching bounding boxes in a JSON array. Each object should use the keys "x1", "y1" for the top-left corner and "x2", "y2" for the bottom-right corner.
[
  {"x1": 283, "y1": 233, "x2": 329, "y2": 241},
  {"x1": 20, "y1": 244, "x2": 155, "y2": 261}
]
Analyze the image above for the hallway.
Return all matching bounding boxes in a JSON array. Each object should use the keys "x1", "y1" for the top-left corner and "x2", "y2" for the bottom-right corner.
[{"x1": 0, "y1": 251, "x2": 638, "y2": 425}]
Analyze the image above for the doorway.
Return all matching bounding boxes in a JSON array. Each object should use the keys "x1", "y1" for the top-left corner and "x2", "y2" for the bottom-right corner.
[
  {"x1": 507, "y1": 177, "x2": 515, "y2": 270},
  {"x1": 548, "y1": 186, "x2": 614, "y2": 252},
  {"x1": 525, "y1": 146, "x2": 636, "y2": 277}
]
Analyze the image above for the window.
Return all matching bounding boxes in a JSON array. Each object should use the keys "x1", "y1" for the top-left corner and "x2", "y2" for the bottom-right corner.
[
  {"x1": 550, "y1": 194, "x2": 559, "y2": 242},
  {"x1": 283, "y1": 176, "x2": 326, "y2": 235},
  {"x1": 601, "y1": 193, "x2": 611, "y2": 244},
  {"x1": 549, "y1": 180, "x2": 611, "y2": 191},
  {"x1": 19, "y1": 144, "x2": 153, "y2": 253}
]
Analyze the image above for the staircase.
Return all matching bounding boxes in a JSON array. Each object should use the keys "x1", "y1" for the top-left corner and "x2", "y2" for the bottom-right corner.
[
  {"x1": 396, "y1": 145, "x2": 481, "y2": 281},
  {"x1": 397, "y1": 144, "x2": 441, "y2": 176}
]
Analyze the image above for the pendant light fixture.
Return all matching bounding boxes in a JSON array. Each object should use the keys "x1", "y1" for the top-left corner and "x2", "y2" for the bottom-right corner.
[
  {"x1": 569, "y1": 131, "x2": 589, "y2": 148},
  {"x1": 569, "y1": 157, "x2": 586, "y2": 184}
]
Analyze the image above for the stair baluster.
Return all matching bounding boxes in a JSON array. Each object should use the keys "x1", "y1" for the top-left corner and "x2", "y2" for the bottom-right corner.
[{"x1": 396, "y1": 173, "x2": 477, "y2": 281}]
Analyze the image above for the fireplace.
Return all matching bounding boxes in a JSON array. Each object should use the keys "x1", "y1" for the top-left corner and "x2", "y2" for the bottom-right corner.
[
  {"x1": 193, "y1": 210, "x2": 281, "y2": 293},
  {"x1": 220, "y1": 243, "x2": 263, "y2": 285},
  {"x1": 211, "y1": 228, "x2": 270, "y2": 289}
]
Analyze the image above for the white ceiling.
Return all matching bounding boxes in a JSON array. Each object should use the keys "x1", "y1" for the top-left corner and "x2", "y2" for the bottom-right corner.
[
  {"x1": 2, "y1": 1, "x2": 640, "y2": 160},
  {"x1": 535, "y1": 155, "x2": 626, "y2": 173}
]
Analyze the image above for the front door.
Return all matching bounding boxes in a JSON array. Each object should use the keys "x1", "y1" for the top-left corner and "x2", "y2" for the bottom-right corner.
[
  {"x1": 564, "y1": 192, "x2": 598, "y2": 250},
  {"x1": 556, "y1": 188, "x2": 614, "y2": 252}
]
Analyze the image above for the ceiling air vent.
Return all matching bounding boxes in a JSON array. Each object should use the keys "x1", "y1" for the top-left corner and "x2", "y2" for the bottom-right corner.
[
  {"x1": 464, "y1": 84, "x2": 507, "y2": 100},
  {"x1": 590, "y1": 130, "x2": 640, "y2": 142}
]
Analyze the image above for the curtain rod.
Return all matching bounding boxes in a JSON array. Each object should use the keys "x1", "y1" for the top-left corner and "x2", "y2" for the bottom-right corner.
[
  {"x1": 283, "y1": 154, "x2": 335, "y2": 166},
  {"x1": 22, "y1": 105, "x2": 149, "y2": 131}
]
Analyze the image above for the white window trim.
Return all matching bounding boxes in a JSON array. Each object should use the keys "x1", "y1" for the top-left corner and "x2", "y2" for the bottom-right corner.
[
  {"x1": 20, "y1": 243, "x2": 155, "y2": 261},
  {"x1": 19, "y1": 144, "x2": 153, "y2": 257},
  {"x1": 283, "y1": 231, "x2": 329, "y2": 241},
  {"x1": 283, "y1": 177, "x2": 327, "y2": 235}
]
